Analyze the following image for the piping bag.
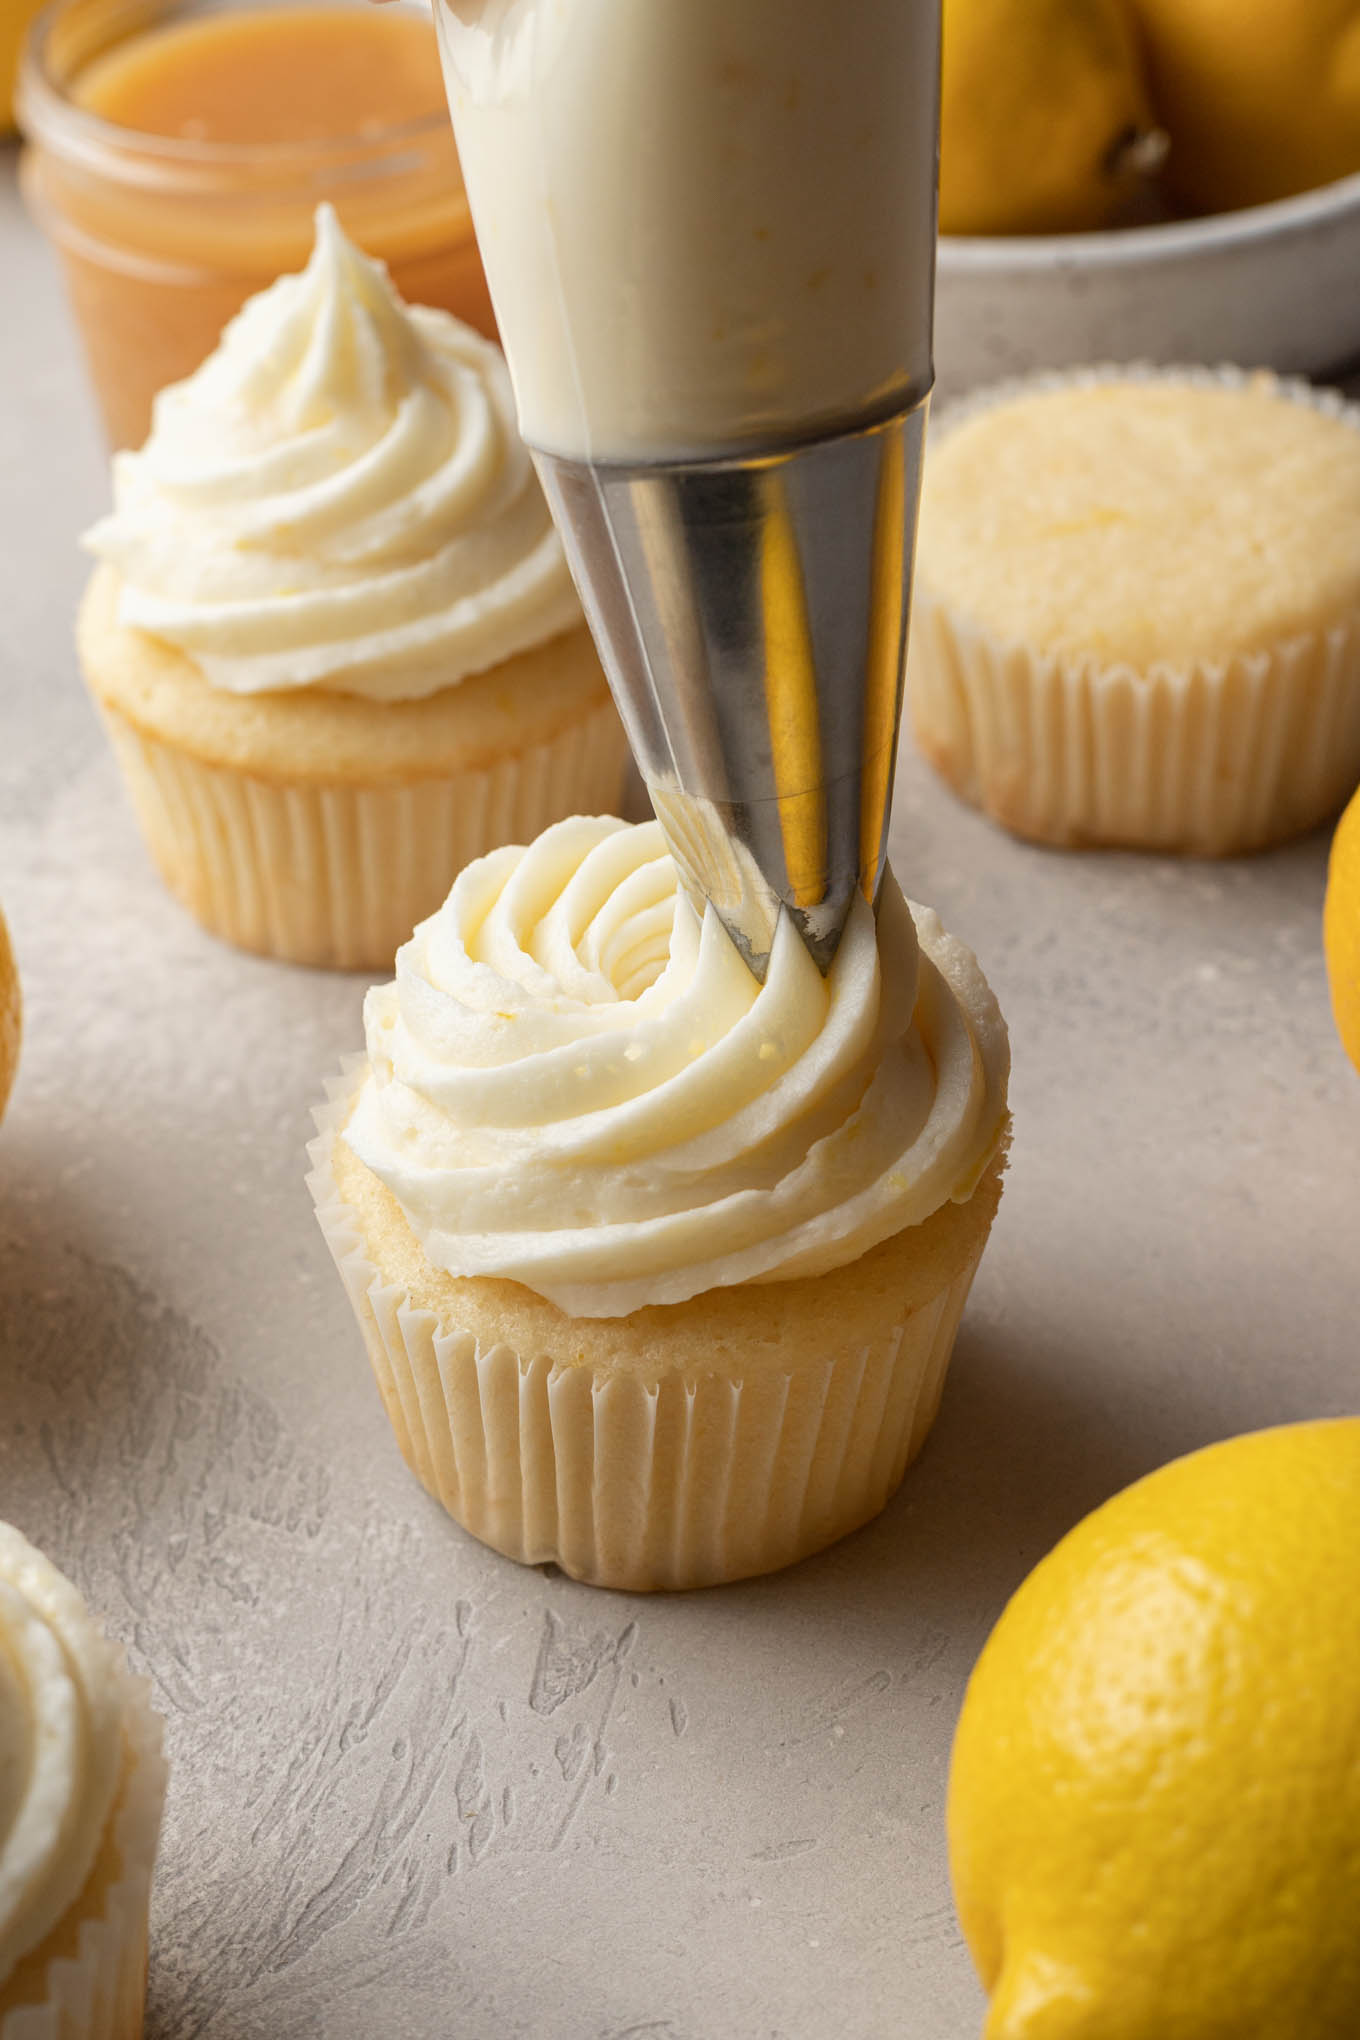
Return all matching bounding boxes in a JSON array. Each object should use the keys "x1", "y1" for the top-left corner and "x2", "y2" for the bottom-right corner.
[{"x1": 433, "y1": 0, "x2": 941, "y2": 978}]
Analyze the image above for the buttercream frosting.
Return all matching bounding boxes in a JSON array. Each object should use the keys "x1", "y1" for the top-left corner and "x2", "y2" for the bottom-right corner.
[
  {"x1": 435, "y1": 0, "x2": 937, "y2": 460},
  {"x1": 0, "y1": 1525, "x2": 126, "y2": 1988},
  {"x1": 84, "y1": 206, "x2": 581, "y2": 702},
  {"x1": 344, "y1": 815, "x2": 1009, "y2": 1317}
]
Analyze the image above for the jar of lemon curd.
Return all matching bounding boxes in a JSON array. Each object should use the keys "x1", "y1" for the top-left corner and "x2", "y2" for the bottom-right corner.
[{"x1": 18, "y1": 0, "x2": 494, "y2": 448}]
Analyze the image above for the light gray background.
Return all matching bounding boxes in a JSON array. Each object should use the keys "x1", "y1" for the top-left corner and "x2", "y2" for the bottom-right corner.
[{"x1": 1, "y1": 150, "x2": 1357, "y2": 2040}]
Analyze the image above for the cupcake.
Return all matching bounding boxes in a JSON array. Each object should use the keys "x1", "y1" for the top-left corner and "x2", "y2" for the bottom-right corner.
[
  {"x1": 908, "y1": 367, "x2": 1360, "y2": 854},
  {"x1": 308, "y1": 815, "x2": 1010, "y2": 1592},
  {"x1": 0, "y1": 1524, "x2": 166, "y2": 2039},
  {"x1": 0, "y1": 907, "x2": 18, "y2": 1124},
  {"x1": 79, "y1": 207, "x2": 627, "y2": 971}
]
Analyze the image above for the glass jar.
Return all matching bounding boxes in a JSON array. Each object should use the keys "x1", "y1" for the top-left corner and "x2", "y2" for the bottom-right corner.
[{"x1": 18, "y1": 0, "x2": 493, "y2": 449}]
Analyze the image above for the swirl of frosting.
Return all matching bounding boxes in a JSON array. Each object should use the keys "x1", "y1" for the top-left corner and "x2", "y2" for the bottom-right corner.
[
  {"x1": 83, "y1": 206, "x2": 581, "y2": 702},
  {"x1": 0, "y1": 1526, "x2": 126, "y2": 1987},
  {"x1": 344, "y1": 815, "x2": 1009, "y2": 1316}
]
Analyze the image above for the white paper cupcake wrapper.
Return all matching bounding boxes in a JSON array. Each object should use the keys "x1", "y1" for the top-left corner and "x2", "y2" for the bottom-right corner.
[
  {"x1": 2, "y1": 1658, "x2": 167, "y2": 2040},
  {"x1": 908, "y1": 365, "x2": 1360, "y2": 854},
  {"x1": 99, "y1": 698, "x2": 629, "y2": 970},
  {"x1": 307, "y1": 1070, "x2": 987, "y2": 1592}
]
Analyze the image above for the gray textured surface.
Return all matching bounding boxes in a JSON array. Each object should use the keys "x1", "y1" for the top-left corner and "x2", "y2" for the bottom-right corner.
[{"x1": 2, "y1": 147, "x2": 1358, "y2": 2040}]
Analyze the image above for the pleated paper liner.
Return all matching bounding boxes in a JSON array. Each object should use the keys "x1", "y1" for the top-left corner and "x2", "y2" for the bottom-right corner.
[
  {"x1": 908, "y1": 365, "x2": 1360, "y2": 854},
  {"x1": 308, "y1": 1068, "x2": 1003, "y2": 1592},
  {"x1": 1, "y1": 1660, "x2": 166, "y2": 2040},
  {"x1": 100, "y1": 696, "x2": 629, "y2": 970}
]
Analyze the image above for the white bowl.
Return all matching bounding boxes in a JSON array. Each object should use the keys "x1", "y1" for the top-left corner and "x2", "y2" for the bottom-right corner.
[{"x1": 934, "y1": 170, "x2": 1360, "y2": 400}]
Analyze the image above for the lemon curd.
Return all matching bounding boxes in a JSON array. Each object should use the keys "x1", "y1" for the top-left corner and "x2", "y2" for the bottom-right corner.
[
  {"x1": 75, "y1": 5, "x2": 448, "y2": 144},
  {"x1": 21, "y1": 0, "x2": 494, "y2": 448}
]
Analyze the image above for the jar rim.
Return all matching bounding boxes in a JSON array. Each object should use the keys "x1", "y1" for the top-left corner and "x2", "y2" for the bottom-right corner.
[{"x1": 18, "y1": 0, "x2": 458, "y2": 174}]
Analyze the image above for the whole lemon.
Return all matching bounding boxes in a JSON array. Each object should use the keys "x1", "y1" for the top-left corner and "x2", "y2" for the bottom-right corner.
[
  {"x1": 1129, "y1": 0, "x2": 1360, "y2": 213},
  {"x1": 940, "y1": 0, "x2": 1162, "y2": 235},
  {"x1": 1324, "y1": 783, "x2": 1360, "y2": 1074},
  {"x1": 0, "y1": 906, "x2": 18, "y2": 1122},
  {"x1": 948, "y1": 1419, "x2": 1360, "y2": 2038}
]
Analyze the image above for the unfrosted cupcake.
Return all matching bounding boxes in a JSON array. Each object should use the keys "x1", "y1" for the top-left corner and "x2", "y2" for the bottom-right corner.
[
  {"x1": 908, "y1": 368, "x2": 1360, "y2": 854},
  {"x1": 308, "y1": 815, "x2": 1010, "y2": 1592},
  {"x1": 0, "y1": 1524, "x2": 166, "y2": 2039},
  {"x1": 79, "y1": 207, "x2": 626, "y2": 970},
  {"x1": 0, "y1": 906, "x2": 18, "y2": 1124}
]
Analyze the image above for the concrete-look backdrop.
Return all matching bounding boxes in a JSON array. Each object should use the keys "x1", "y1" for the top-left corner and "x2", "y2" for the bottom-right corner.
[{"x1": 1, "y1": 152, "x2": 1356, "y2": 2040}]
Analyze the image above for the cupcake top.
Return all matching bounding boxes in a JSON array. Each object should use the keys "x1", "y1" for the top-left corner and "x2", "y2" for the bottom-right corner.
[
  {"x1": 343, "y1": 815, "x2": 1009, "y2": 1317},
  {"x1": 0, "y1": 1525, "x2": 127, "y2": 1987},
  {"x1": 917, "y1": 373, "x2": 1360, "y2": 669},
  {"x1": 84, "y1": 206, "x2": 581, "y2": 702}
]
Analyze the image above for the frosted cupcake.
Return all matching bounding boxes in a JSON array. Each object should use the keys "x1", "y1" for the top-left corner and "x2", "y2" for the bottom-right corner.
[
  {"x1": 0, "y1": 1524, "x2": 166, "y2": 2039},
  {"x1": 309, "y1": 815, "x2": 1010, "y2": 1592},
  {"x1": 79, "y1": 208, "x2": 626, "y2": 970},
  {"x1": 908, "y1": 368, "x2": 1360, "y2": 854},
  {"x1": 0, "y1": 907, "x2": 18, "y2": 1124}
]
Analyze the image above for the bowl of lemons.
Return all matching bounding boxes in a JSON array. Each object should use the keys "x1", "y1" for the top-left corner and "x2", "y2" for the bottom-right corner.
[{"x1": 934, "y1": 0, "x2": 1360, "y2": 397}]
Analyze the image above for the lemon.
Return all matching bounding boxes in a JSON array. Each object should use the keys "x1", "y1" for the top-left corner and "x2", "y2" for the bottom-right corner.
[
  {"x1": 1129, "y1": 0, "x2": 1360, "y2": 213},
  {"x1": 0, "y1": 906, "x2": 18, "y2": 1122},
  {"x1": 948, "y1": 1420, "x2": 1360, "y2": 2038},
  {"x1": 1, "y1": 0, "x2": 46, "y2": 134},
  {"x1": 940, "y1": 0, "x2": 1162, "y2": 235},
  {"x1": 1324, "y1": 784, "x2": 1360, "y2": 1075}
]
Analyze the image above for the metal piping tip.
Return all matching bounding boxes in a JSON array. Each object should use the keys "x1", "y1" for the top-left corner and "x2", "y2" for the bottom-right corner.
[{"x1": 535, "y1": 396, "x2": 929, "y2": 979}]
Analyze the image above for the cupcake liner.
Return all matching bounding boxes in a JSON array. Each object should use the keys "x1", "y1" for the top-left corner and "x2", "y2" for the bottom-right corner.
[
  {"x1": 307, "y1": 1071, "x2": 988, "y2": 1592},
  {"x1": 908, "y1": 364, "x2": 1360, "y2": 854},
  {"x1": 98, "y1": 697, "x2": 629, "y2": 970},
  {"x1": 2, "y1": 1657, "x2": 167, "y2": 2040}
]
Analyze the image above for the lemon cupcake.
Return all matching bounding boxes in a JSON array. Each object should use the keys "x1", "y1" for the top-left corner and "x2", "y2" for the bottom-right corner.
[
  {"x1": 308, "y1": 815, "x2": 1009, "y2": 1592},
  {"x1": 79, "y1": 207, "x2": 626, "y2": 970},
  {"x1": 0, "y1": 1524, "x2": 166, "y2": 2040},
  {"x1": 908, "y1": 367, "x2": 1360, "y2": 854},
  {"x1": 0, "y1": 907, "x2": 18, "y2": 1124}
]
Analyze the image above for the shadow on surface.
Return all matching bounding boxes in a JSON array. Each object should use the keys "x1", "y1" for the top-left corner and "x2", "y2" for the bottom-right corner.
[{"x1": 668, "y1": 1301, "x2": 1278, "y2": 1674}]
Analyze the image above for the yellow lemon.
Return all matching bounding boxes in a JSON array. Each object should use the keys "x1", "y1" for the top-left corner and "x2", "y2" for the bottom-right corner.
[
  {"x1": 948, "y1": 1420, "x2": 1360, "y2": 2038},
  {"x1": 1129, "y1": 0, "x2": 1360, "y2": 213},
  {"x1": 0, "y1": 906, "x2": 18, "y2": 1122},
  {"x1": 1324, "y1": 784, "x2": 1360, "y2": 1074},
  {"x1": 1, "y1": 0, "x2": 46, "y2": 133},
  {"x1": 940, "y1": 0, "x2": 1162, "y2": 235}
]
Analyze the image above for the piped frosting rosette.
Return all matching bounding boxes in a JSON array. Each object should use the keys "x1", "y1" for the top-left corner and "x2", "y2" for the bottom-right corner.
[
  {"x1": 76, "y1": 210, "x2": 623, "y2": 971},
  {"x1": 343, "y1": 815, "x2": 1010, "y2": 1318},
  {"x1": 84, "y1": 204, "x2": 581, "y2": 701},
  {"x1": 0, "y1": 1525, "x2": 165, "y2": 2038},
  {"x1": 0, "y1": 1533, "x2": 124, "y2": 1989}
]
